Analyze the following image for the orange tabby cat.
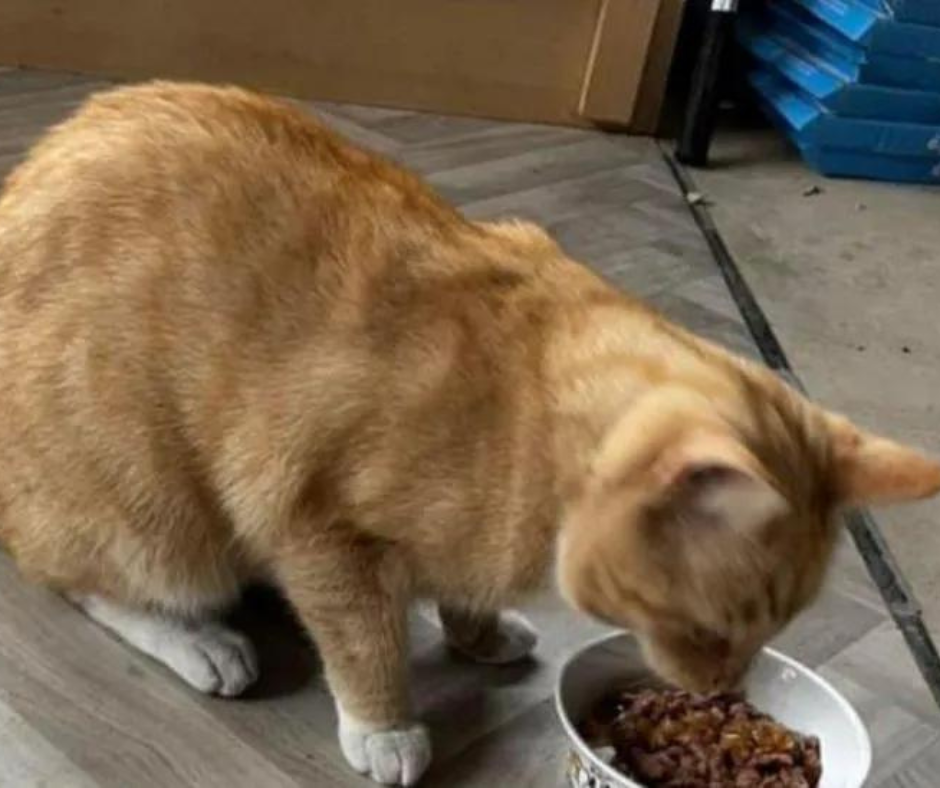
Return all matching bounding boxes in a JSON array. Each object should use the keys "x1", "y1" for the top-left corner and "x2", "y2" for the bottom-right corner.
[{"x1": 0, "y1": 82, "x2": 937, "y2": 786}]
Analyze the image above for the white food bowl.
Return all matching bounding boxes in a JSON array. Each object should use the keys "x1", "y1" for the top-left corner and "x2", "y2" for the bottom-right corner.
[{"x1": 555, "y1": 632, "x2": 871, "y2": 788}]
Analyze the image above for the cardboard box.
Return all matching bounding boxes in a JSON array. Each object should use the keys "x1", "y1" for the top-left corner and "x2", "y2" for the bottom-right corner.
[{"x1": 0, "y1": 0, "x2": 682, "y2": 133}]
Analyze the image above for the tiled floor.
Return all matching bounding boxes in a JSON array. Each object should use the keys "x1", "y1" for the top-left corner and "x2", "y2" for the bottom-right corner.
[{"x1": 0, "y1": 67, "x2": 936, "y2": 786}]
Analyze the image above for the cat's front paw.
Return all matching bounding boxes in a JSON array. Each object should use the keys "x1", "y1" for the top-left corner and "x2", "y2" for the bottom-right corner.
[
  {"x1": 338, "y1": 709, "x2": 431, "y2": 786},
  {"x1": 163, "y1": 623, "x2": 259, "y2": 697},
  {"x1": 443, "y1": 609, "x2": 539, "y2": 665}
]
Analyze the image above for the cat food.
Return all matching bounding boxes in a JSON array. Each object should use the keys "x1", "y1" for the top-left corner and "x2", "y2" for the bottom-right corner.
[{"x1": 581, "y1": 689, "x2": 822, "y2": 787}]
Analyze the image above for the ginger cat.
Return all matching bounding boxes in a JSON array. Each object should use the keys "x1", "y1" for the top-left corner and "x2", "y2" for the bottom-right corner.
[{"x1": 1, "y1": 82, "x2": 938, "y2": 787}]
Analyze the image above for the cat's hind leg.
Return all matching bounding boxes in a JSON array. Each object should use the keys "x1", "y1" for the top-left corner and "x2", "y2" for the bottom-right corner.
[
  {"x1": 437, "y1": 605, "x2": 538, "y2": 665},
  {"x1": 72, "y1": 594, "x2": 259, "y2": 697}
]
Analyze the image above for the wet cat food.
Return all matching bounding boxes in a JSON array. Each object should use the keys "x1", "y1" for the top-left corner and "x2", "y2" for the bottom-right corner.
[{"x1": 581, "y1": 689, "x2": 822, "y2": 787}]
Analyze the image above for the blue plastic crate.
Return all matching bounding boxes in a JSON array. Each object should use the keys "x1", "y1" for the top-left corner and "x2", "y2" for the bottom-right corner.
[
  {"x1": 765, "y1": 1, "x2": 940, "y2": 92},
  {"x1": 739, "y1": 17, "x2": 940, "y2": 122},
  {"x1": 791, "y1": 0, "x2": 940, "y2": 57},
  {"x1": 801, "y1": 143, "x2": 940, "y2": 182},
  {"x1": 857, "y1": 0, "x2": 940, "y2": 27},
  {"x1": 749, "y1": 67, "x2": 940, "y2": 183}
]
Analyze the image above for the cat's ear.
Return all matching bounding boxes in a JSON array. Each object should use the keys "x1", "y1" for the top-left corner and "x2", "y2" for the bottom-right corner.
[
  {"x1": 652, "y1": 431, "x2": 789, "y2": 533},
  {"x1": 826, "y1": 415, "x2": 940, "y2": 506}
]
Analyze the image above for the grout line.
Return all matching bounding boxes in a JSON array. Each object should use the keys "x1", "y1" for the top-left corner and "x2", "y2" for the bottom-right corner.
[
  {"x1": 420, "y1": 135, "x2": 604, "y2": 181},
  {"x1": 661, "y1": 147, "x2": 940, "y2": 713}
]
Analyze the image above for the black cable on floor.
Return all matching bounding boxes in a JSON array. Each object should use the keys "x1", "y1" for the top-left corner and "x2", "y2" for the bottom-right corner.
[{"x1": 663, "y1": 150, "x2": 940, "y2": 710}]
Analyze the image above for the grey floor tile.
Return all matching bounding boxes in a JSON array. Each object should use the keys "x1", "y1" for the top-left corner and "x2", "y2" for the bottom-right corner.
[
  {"x1": 669, "y1": 275, "x2": 755, "y2": 325},
  {"x1": 824, "y1": 622, "x2": 940, "y2": 726},
  {"x1": 829, "y1": 536, "x2": 896, "y2": 613},
  {"x1": 817, "y1": 670, "x2": 940, "y2": 786},
  {"x1": 875, "y1": 737, "x2": 940, "y2": 788},
  {"x1": 632, "y1": 197, "x2": 708, "y2": 236},
  {"x1": 0, "y1": 151, "x2": 26, "y2": 180},
  {"x1": 427, "y1": 137, "x2": 645, "y2": 205},
  {"x1": 312, "y1": 101, "x2": 417, "y2": 124},
  {"x1": 600, "y1": 243, "x2": 714, "y2": 301},
  {"x1": 648, "y1": 289, "x2": 759, "y2": 358},
  {"x1": 0, "y1": 82, "x2": 101, "y2": 117},
  {"x1": 613, "y1": 158, "x2": 682, "y2": 196},
  {"x1": 369, "y1": 112, "x2": 506, "y2": 146},
  {"x1": 400, "y1": 124, "x2": 589, "y2": 176},
  {"x1": 409, "y1": 593, "x2": 609, "y2": 763},
  {"x1": 519, "y1": 593, "x2": 614, "y2": 665},
  {"x1": 460, "y1": 166, "x2": 667, "y2": 225},
  {"x1": 425, "y1": 698, "x2": 569, "y2": 788},
  {"x1": 772, "y1": 587, "x2": 886, "y2": 668},
  {"x1": 0, "y1": 69, "x2": 103, "y2": 96},
  {"x1": 305, "y1": 105, "x2": 400, "y2": 154},
  {"x1": 547, "y1": 205, "x2": 669, "y2": 264},
  {"x1": 0, "y1": 701, "x2": 100, "y2": 788}
]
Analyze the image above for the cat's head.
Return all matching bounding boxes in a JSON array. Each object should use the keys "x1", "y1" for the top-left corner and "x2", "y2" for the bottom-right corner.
[{"x1": 557, "y1": 378, "x2": 940, "y2": 692}]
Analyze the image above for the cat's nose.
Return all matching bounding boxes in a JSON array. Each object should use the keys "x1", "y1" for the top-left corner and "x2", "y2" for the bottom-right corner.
[
  {"x1": 716, "y1": 654, "x2": 753, "y2": 692},
  {"x1": 708, "y1": 675, "x2": 736, "y2": 693}
]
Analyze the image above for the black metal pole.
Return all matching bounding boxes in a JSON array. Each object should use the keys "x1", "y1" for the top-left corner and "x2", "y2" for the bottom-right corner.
[{"x1": 676, "y1": 0, "x2": 740, "y2": 167}]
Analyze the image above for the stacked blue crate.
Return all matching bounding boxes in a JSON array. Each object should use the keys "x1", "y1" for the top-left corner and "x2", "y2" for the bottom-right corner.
[{"x1": 739, "y1": 0, "x2": 940, "y2": 183}]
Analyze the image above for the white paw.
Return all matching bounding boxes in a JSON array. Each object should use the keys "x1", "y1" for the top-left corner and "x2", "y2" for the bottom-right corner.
[
  {"x1": 447, "y1": 610, "x2": 539, "y2": 665},
  {"x1": 338, "y1": 710, "x2": 431, "y2": 786},
  {"x1": 159, "y1": 623, "x2": 259, "y2": 697}
]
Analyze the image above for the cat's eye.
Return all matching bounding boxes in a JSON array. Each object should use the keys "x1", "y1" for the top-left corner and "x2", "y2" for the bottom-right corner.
[{"x1": 685, "y1": 465, "x2": 732, "y2": 486}]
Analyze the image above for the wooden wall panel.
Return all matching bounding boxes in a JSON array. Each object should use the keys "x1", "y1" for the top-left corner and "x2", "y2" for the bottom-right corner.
[
  {"x1": 577, "y1": 0, "x2": 660, "y2": 126},
  {"x1": 0, "y1": 0, "x2": 681, "y2": 131}
]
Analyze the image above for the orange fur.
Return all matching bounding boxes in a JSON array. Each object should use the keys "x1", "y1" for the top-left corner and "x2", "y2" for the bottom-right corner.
[{"x1": 1, "y1": 82, "x2": 938, "y2": 748}]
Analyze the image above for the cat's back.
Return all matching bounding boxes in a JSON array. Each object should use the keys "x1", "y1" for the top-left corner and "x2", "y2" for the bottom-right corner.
[
  {"x1": 0, "y1": 81, "x2": 461, "y2": 351},
  {"x1": 2, "y1": 80, "x2": 400, "y2": 195},
  {"x1": 1, "y1": 80, "x2": 450, "y2": 248},
  {"x1": 0, "y1": 82, "x2": 462, "y2": 558},
  {"x1": 2, "y1": 81, "x2": 333, "y2": 216},
  {"x1": 0, "y1": 83, "x2": 459, "y2": 478}
]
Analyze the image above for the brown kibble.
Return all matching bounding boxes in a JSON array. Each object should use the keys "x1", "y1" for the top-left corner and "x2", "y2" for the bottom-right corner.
[
  {"x1": 735, "y1": 767, "x2": 762, "y2": 787},
  {"x1": 633, "y1": 750, "x2": 669, "y2": 780},
  {"x1": 581, "y1": 688, "x2": 822, "y2": 787},
  {"x1": 756, "y1": 751, "x2": 795, "y2": 769}
]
